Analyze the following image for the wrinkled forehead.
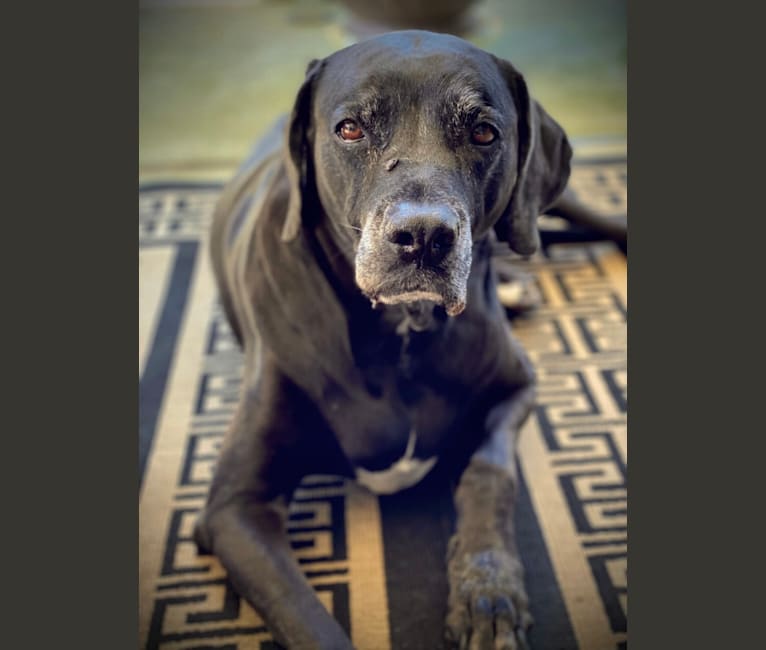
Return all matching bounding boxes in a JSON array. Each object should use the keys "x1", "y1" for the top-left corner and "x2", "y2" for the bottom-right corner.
[{"x1": 313, "y1": 32, "x2": 513, "y2": 121}]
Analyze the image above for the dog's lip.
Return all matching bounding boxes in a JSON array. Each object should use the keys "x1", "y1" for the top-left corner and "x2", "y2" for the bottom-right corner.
[
  {"x1": 377, "y1": 290, "x2": 444, "y2": 305},
  {"x1": 366, "y1": 288, "x2": 466, "y2": 317}
]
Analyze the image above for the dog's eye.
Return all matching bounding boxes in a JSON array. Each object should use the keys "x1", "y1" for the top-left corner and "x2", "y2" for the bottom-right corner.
[
  {"x1": 337, "y1": 119, "x2": 364, "y2": 142},
  {"x1": 471, "y1": 123, "x2": 497, "y2": 145}
]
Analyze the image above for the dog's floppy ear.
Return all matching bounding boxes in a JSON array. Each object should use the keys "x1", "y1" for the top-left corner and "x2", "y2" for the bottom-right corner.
[
  {"x1": 282, "y1": 58, "x2": 324, "y2": 242},
  {"x1": 493, "y1": 58, "x2": 572, "y2": 255}
]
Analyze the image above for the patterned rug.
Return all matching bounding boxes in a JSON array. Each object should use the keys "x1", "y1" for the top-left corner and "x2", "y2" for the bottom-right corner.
[{"x1": 139, "y1": 159, "x2": 627, "y2": 650}]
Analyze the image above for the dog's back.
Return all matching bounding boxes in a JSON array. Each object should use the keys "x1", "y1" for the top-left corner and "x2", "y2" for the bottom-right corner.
[{"x1": 209, "y1": 117, "x2": 288, "y2": 347}]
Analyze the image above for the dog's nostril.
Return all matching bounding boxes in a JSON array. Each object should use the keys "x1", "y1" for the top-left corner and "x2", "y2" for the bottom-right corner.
[
  {"x1": 385, "y1": 204, "x2": 459, "y2": 265},
  {"x1": 391, "y1": 230, "x2": 415, "y2": 247},
  {"x1": 431, "y1": 229, "x2": 455, "y2": 253}
]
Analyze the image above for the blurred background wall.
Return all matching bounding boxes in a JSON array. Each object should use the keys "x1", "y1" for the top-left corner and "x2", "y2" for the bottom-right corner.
[{"x1": 139, "y1": 0, "x2": 626, "y2": 182}]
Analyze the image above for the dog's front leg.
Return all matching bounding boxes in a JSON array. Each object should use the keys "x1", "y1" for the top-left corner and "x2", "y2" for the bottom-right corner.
[
  {"x1": 195, "y1": 360, "x2": 355, "y2": 650},
  {"x1": 199, "y1": 498, "x2": 353, "y2": 649},
  {"x1": 446, "y1": 383, "x2": 536, "y2": 650}
]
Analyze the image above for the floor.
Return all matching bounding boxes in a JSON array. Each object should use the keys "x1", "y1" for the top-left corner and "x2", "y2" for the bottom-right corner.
[{"x1": 139, "y1": 0, "x2": 626, "y2": 182}]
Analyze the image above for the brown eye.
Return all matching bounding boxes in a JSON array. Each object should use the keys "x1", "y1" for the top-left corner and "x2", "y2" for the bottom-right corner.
[
  {"x1": 471, "y1": 123, "x2": 497, "y2": 145},
  {"x1": 337, "y1": 119, "x2": 364, "y2": 141}
]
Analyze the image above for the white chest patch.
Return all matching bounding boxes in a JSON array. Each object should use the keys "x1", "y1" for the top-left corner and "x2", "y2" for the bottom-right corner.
[{"x1": 354, "y1": 429, "x2": 438, "y2": 495}]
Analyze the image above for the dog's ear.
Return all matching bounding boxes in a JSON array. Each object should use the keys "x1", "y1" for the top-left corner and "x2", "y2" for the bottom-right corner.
[
  {"x1": 282, "y1": 58, "x2": 324, "y2": 242},
  {"x1": 492, "y1": 58, "x2": 572, "y2": 255}
]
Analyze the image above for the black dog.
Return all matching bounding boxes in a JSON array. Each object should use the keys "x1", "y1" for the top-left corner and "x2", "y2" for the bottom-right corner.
[{"x1": 195, "y1": 30, "x2": 572, "y2": 649}]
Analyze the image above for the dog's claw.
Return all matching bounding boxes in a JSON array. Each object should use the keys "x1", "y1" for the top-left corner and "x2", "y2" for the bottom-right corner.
[{"x1": 515, "y1": 626, "x2": 530, "y2": 650}]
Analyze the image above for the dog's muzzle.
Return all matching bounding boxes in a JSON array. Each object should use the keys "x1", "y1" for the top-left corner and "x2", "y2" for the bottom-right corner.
[{"x1": 355, "y1": 202, "x2": 472, "y2": 316}]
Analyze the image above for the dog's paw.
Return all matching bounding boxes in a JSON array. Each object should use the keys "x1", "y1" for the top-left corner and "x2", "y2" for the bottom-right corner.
[
  {"x1": 494, "y1": 262, "x2": 541, "y2": 315},
  {"x1": 446, "y1": 544, "x2": 533, "y2": 650}
]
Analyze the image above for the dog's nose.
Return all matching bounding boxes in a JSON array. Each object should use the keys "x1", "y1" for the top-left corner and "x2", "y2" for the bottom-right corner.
[{"x1": 385, "y1": 203, "x2": 457, "y2": 266}]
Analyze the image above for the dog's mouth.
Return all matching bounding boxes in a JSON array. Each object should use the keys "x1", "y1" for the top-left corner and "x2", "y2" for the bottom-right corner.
[
  {"x1": 361, "y1": 278, "x2": 467, "y2": 317},
  {"x1": 373, "y1": 290, "x2": 464, "y2": 316},
  {"x1": 355, "y1": 252, "x2": 471, "y2": 318}
]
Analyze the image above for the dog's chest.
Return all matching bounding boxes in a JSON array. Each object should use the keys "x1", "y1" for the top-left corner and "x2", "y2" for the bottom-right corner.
[
  {"x1": 327, "y1": 366, "x2": 461, "y2": 495},
  {"x1": 329, "y1": 307, "x2": 476, "y2": 494},
  {"x1": 353, "y1": 427, "x2": 438, "y2": 495}
]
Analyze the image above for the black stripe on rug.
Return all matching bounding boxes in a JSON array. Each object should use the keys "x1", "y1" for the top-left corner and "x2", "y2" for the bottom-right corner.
[
  {"x1": 139, "y1": 240, "x2": 199, "y2": 491},
  {"x1": 378, "y1": 462, "x2": 577, "y2": 649}
]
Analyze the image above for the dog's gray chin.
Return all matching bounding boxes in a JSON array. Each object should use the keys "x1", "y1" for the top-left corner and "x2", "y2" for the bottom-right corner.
[
  {"x1": 377, "y1": 290, "x2": 443, "y2": 306},
  {"x1": 369, "y1": 290, "x2": 466, "y2": 317}
]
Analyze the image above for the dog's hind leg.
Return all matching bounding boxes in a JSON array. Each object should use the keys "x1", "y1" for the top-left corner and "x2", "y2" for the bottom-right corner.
[
  {"x1": 194, "y1": 353, "x2": 354, "y2": 650},
  {"x1": 445, "y1": 341, "x2": 536, "y2": 650},
  {"x1": 545, "y1": 185, "x2": 627, "y2": 251}
]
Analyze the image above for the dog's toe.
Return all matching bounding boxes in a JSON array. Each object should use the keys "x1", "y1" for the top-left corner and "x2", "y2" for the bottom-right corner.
[{"x1": 446, "y1": 545, "x2": 533, "y2": 649}]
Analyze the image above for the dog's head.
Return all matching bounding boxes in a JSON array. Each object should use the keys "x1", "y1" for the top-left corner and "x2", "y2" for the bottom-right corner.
[{"x1": 282, "y1": 31, "x2": 571, "y2": 316}]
